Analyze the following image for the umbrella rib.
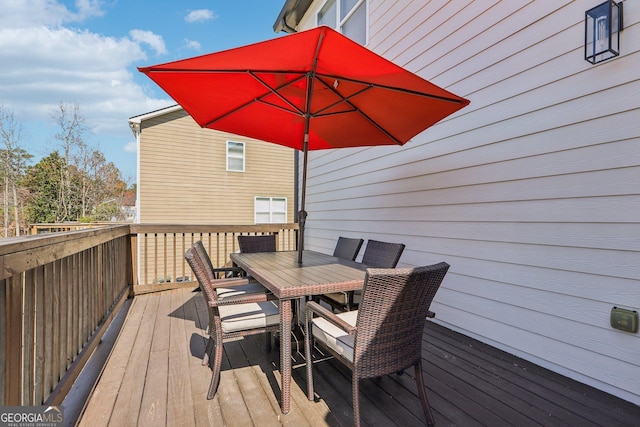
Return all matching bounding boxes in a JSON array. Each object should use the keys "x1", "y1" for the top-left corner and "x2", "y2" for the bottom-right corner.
[
  {"x1": 313, "y1": 78, "x2": 404, "y2": 145},
  {"x1": 311, "y1": 84, "x2": 369, "y2": 116},
  {"x1": 316, "y1": 72, "x2": 467, "y2": 105},
  {"x1": 202, "y1": 71, "x2": 307, "y2": 127},
  {"x1": 249, "y1": 71, "x2": 307, "y2": 117}
]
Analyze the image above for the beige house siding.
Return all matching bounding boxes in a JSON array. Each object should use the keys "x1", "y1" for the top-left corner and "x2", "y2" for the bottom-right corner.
[
  {"x1": 292, "y1": 0, "x2": 640, "y2": 404},
  {"x1": 130, "y1": 106, "x2": 294, "y2": 284},
  {"x1": 136, "y1": 107, "x2": 294, "y2": 224}
]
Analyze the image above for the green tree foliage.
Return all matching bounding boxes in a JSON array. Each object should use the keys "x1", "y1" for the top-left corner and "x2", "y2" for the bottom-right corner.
[
  {"x1": 0, "y1": 104, "x2": 131, "y2": 232},
  {"x1": 77, "y1": 148, "x2": 127, "y2": 221},
  {"x1": 22, "y1": 152, "x2": 70, "y2": 223}
]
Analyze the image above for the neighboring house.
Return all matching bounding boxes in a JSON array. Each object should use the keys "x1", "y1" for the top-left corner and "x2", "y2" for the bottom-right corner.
[
  {"x1": 128, "y1": 105, "x2": 295, "y2": 284},
  {"x1": 120, "y1": 190, "x2": 136, "y2": 222},
  {"x1": 275, "y1": 0, "x2": 640, "y2": 405},
  {"x1": 128, "y1": 105, "x2": 294, "y2": 224}
]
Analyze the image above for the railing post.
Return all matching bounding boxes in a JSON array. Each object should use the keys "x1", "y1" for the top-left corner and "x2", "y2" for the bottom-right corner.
[
  {"x1": 5, "y1": 275, "x2": 23, "y2": 405},
  {"x1": 127, "y1": 231, "x2": 138, "y2": 297}
]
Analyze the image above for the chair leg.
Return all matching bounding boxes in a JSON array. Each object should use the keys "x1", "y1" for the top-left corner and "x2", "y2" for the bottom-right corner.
[
  {"x1": 305, "y1": 319, "x2": 314, "y2": 401},
  {"x1": 265, "y1": 332, "x2": 272, "y2": 351},
  {"x1": 202, "y1": 336, "x2": 213, "y2": 366},
  {"x1": 207, "y1": 339, "x2": 224, "y2": 400},
  {"x1": 414, "y1": 361, "x2": 435, "y2": 426},
  {"x1": 346, "y1": 291, "x2": 354, "y2": 311},
  {"x1": 352, "y1": 376, "x2": 361, "y2": 427}
]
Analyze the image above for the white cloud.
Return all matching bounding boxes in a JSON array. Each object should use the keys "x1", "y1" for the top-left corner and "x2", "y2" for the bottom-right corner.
[
  {"x1": 185, "y1": 9, "x2": 217, "y2": 23},
  {"x1": 74, "y1": 0, "x2": 105, "y2": 20},
  {"x1": 184, "y1": 39, "x2": 201, "y2": 50},
  {"x1": 0, "y1": 1, "x2": 170, "y2": 128},
  {"x1": 124, "y1": 141, "x2": 137, "y2": 153},
  {"x1": 0, "y1": 0, "x2": 104, "y2": 29},
  {"x1": 0, "y1": 1, "x2": 174, "y2": 177},
  {"x1": 129, "y1": 29, "x2": 168, "y2": 56}
]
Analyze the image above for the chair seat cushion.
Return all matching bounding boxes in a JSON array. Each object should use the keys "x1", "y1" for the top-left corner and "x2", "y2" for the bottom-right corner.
[
  {"x1": 216, "y1": 282, "x2": 266, "y2": 299},
  {"x1": 312, "y1": 310, "x2": 358, "y2": 362},
  {"x1": 220, "y1": 301, "x2": 280, "y2": 334},
  {"x1": 322, "y1": 291, "x2": 349, "y2": 305}
]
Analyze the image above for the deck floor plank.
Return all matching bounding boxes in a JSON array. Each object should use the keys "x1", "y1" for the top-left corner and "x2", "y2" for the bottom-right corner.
[
  {"x1": 422, "y1": 336, "x2": 559, "y2": 426},
  {"x1": 183, "y1": 291, "x2": 226, "y2": 427},
  {"x1": 107, "y1": 293, "x2": 159, "y2": 426},
  {"x1": 78, "y1": 290, "x2": 640, "y2": 427},
  {"x1": 239, "y1": 335, "x2": 319, "y2": 427},
  {"x1": 137, "y1": 291, "x2": 172, "y2": 426},
  {"x1": 295, "y1": 354, "x2": 355, "y2": 426},
  {"x1": 225, "y1": 337, "x2": 282, "y2": 427},
  {"x1": 424, "y1": 322, "x2": 639, "y2": 426},
  {"x1": 217, "y1": 365, "x2": 255, "y2": 427},
  {"x1": 78, "y1": 296, "x2": 150, "y2": 427},
  {"x1": 166, "y1": 291, "x2": 197, "y2": 426}
]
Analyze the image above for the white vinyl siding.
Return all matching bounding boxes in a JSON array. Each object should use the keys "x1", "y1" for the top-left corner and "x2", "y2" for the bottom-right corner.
[
  {"x1": 299, "y1": 0, "x2": 640, "y2": 405},
  {"x1": 318, "y1": 0, "x2": 367, "y2": 45},
  {"x1": 317, "y1": 0, "x2": 336, "y2": 28}
]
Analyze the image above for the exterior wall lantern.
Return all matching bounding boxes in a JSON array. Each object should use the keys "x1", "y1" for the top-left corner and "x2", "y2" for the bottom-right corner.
[{"x1": 585, "y1": 0, "x2": 623, "y2": 64}]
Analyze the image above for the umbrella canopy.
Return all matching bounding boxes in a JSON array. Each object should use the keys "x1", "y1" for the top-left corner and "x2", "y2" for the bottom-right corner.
[{"x1": 139, "y1": 26, "x2": 469, "y2": 263}]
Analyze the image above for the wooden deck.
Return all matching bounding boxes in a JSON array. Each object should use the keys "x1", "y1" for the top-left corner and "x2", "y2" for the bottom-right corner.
[{"x1": 76, "y1": 289, "x2": 640, "y2": 426}]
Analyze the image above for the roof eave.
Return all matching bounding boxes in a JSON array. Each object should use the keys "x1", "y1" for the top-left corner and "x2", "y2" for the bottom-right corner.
[
  {"x1": 273, "y1": 0, "x2": 314, "y2": 33},
  {"x1": 128, "y1": 104, "x2": 183, "y2": 124}
]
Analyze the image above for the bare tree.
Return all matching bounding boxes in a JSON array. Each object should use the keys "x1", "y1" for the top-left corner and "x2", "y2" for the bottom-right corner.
[
  {"x1": 74, "y1": 147, "x2": 124, "y2": 219},
  {"x1": 51, "y1": 102, "x2": 87, "y2": 221},
  {"x1": 0, "y1": 105, "x2": 31, "y2": 236}
]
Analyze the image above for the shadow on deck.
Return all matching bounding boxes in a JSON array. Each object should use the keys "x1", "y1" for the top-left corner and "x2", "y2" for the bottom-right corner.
[{"x1": 74, "y1": 289, "x2": 639, "y2": 426}]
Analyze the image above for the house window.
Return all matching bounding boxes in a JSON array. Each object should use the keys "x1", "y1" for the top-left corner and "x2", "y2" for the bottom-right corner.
[
  {"x1": 227, "y1": 141, "x2": 245, "y2": 172},
  {"x1": 255, "y1": 197, "x2": 287, "y2": 224},
  {"x1": 318, "y1": 0, "x2": 367, "y2": 45}
]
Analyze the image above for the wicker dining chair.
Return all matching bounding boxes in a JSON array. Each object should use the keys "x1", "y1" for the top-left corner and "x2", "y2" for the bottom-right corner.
[
  {"x1": 314, "y1": 237, "x2": 364, "y2": 310},
  {"x1": 185, "y1": 244, "x2": 282, "y2": 399},
  {"x1": 191, "y1": 240, "x2": 268, "y2": 297},
  {"x1": 332, "y1": 236, "x2": 364, "y2": 261},
  {"x1": 305, "y1": 262, "x2": 450, "y2": 426},
  {"x1": 192, "y1": 240, "x2": 267, "y2": 297},
  {"x1": 237, "y1": 234, "x2": 277, "y2": 253},
  {"x1": 320, "y1": 239, "x2": 405, "y2": 311}
]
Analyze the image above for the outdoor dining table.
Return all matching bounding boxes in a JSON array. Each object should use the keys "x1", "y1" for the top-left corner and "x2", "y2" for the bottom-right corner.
[{"x1": 230, "y1": 249, "x2": 368, "y2": 414}]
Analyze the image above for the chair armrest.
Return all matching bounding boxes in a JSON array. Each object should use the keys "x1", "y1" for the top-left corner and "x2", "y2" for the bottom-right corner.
[
  {"x1": 213, "y1": 277, "x2": 251, "y2": 288},
  {"x1": 305, "y1": 301, "x2": 356, "y2": 335},
  {"x1": 210, "y1": 292, "x2": 276, "y2": 307}
]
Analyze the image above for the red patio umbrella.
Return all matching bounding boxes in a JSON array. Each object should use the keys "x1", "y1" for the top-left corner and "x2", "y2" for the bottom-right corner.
[{"x1": 139, "y1": 26, "x2": 469, "y2": 264}]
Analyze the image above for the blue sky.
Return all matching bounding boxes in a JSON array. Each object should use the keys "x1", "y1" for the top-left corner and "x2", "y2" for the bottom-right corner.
[{"x1": 0, "y1": 0, "x2": 286, "y2": 181}]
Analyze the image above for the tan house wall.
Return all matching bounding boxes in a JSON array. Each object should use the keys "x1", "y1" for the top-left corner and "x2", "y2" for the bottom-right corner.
[
  {"x1": 132, "y1": 106, "x2": 295, "y2": 283},
  {"x1": 137, "y1": 108, "x2": 294, "y2": 224}
]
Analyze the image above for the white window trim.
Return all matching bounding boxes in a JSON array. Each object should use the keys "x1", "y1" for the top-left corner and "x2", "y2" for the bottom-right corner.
[
  {"x1": 254, "y1": 196, "x2": 288, "y2": 224},
  {"x1": 226, "y1": 140, "x2": 245, "y2": 172},
  {"x1": 317, "y1": 0, "x2": 368, "y2": 45}
]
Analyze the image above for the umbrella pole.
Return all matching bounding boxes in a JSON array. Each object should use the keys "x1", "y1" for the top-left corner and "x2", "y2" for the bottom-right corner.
[{"x1": 297, "y1": 134, "x2": 309, "y2": 265}]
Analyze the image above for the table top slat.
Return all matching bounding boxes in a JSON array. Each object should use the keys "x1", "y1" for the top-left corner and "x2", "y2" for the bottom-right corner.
[{"x1": 231, "y1": 251, "x2": 367, "y2": 299}]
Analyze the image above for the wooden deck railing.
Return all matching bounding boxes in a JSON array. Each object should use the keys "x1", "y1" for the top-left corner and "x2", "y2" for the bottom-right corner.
[
  {"x1": 0, "y1": 223, "x2": 298, "y2": 406},
  {"x1": 0, "y1": 225, "x2": 133, "y2": 406},
  {"x1": 128, "y1": 224, "x2": 299, "y2": 294}
]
